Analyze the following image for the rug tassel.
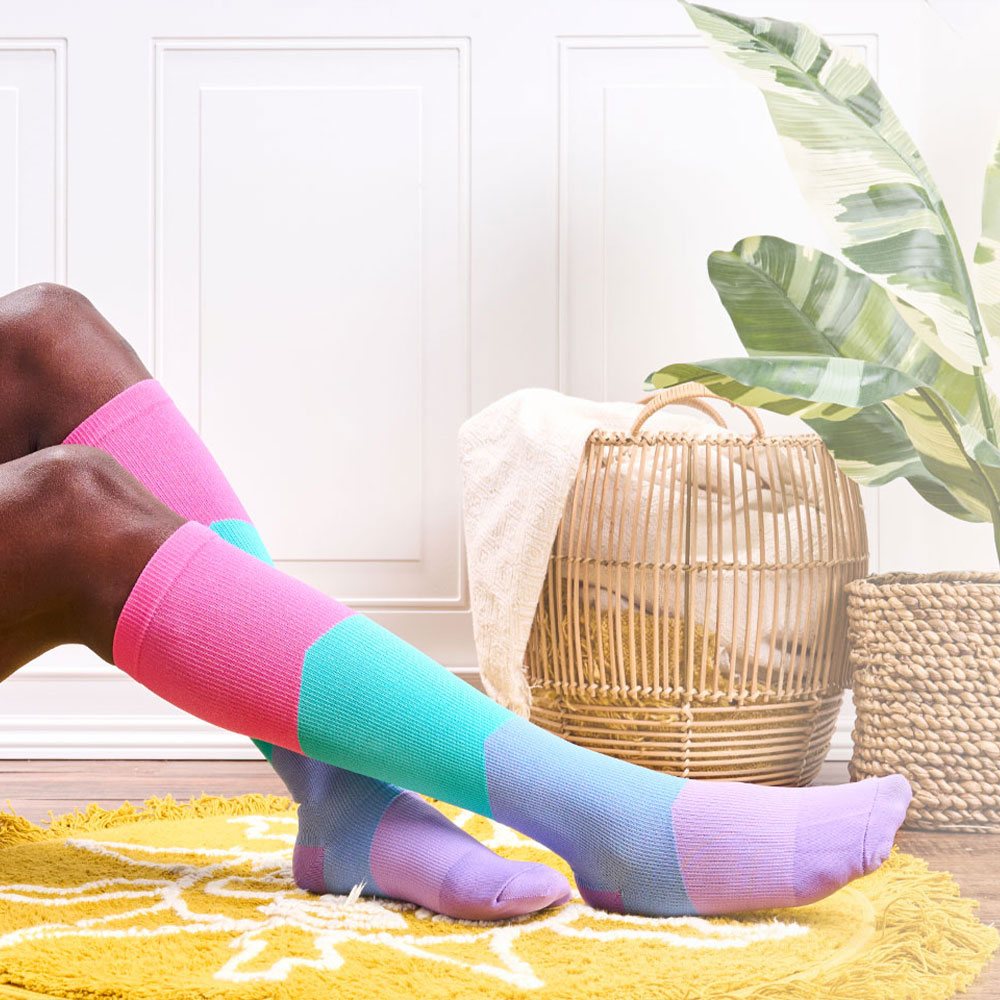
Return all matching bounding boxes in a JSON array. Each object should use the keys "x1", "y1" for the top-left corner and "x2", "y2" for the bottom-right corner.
[
  {"x1": 718, "y1": 847, "x2": 999, "y2": 1000},
  {"x1": 0, "y1": 792, "x2": 294, "y2": 847}
]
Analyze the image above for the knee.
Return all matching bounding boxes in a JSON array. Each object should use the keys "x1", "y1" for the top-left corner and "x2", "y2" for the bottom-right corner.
[
  {"x1": 0, "y1": 282, "x2": 94, "y2": 331},
  {"x1": 20, "y1": 444, "x2": 130, "y2": 523},
  {"x1": 0, "y1": 282, "x2": 148, "y2": 453},
  {"x1": 12, "y1": 444, "x2": 182, "y2": 582},
  {"x1": 0, "y1": 283, "x2": 96, "y2": 369},
  {"x1": 0, "y1": 445, "x2": 183, "y2": 660}
]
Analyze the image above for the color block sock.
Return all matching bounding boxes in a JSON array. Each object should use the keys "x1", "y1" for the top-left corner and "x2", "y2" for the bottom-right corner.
[
  {"x1": 65, "y1": 379, "x2": 571, "y2": 919},
  {"x1": 113, "y1": 518, "x2": 913, "y2": 917}
]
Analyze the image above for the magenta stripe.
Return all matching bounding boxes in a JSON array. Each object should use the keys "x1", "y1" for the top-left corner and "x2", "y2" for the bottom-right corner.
[
  {"x1": 114, "y1": 521, "x2": 355, "y2": 754},
  {"x1": 64, "y1": 379, "x2": 251, "y2": 526}
]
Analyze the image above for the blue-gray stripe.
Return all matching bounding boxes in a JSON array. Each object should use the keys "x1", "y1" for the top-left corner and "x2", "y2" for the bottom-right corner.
[{"x1": 483, "y1": 715, "x2": 695, "y2": 915}]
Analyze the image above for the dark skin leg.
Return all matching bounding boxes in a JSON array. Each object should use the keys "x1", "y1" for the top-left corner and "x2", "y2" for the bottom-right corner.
[
  {"x1": 0, "y1": 445, "x2": 184, "y2": 681},
  {"x1": 0, "y1": 282, "x2": 179, "y2": 679},
  {"x1": 0, "y1": 282, "x2": 151, "y2": 462}
]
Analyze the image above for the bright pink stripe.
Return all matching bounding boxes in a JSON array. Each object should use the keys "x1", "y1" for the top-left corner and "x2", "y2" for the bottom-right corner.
[
  {"x1": 63, "y1": 379, "x2": 250, "y2": 526},
  {"x1": 113, "y1": 520, "x2": 356, "y2": 754}
]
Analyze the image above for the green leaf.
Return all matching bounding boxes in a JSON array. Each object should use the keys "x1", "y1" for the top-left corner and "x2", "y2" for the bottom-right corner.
[
  {"x1": 885, "y1": 389, "x2": 1000, "y2": 523},
  {"x1": 707, "y1": 236, "x2": 984, "y2": 417},
  {"x1": 644, "y1": 357, "x2": 999, "y2": 522},
  {"x1": 704, "y1": 235, "x2": 1000, "y2": 511},
  {"x1": 681, "y1": 2, "x2": 984, "y2": 371},
  {"x1": 645, "y1": 356, "x2": 921, "y2": 415},
  {"x1": 973, "y1": 126, "x2": 1000, "y2": 343},
  {"x1": 805, "y1": 408, "x2": 979, "y2": 520}
]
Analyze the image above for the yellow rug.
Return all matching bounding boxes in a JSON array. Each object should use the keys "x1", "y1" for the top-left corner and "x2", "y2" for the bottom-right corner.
[{"x1": 0, "y1": 795, "x2": 995, "y2": 1000}]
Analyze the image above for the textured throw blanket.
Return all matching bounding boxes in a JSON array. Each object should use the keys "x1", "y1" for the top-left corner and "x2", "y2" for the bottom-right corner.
[{"x1": 457, "y1": 387, "x2": 732, "y2": 716}]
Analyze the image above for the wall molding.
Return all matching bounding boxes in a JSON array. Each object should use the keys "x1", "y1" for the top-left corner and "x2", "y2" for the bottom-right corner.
[
  {"x1": 0, "y1": 669, "x2": 855, "y2": 761},
  {"x1": 0, "y1": 37, "x2": 68, "y2": 284}
]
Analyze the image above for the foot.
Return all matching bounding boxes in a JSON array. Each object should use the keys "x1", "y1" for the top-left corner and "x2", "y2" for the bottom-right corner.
[
  {"x1": 273, "y1": 748, "x2": 572, "y2": 920},
  {"x1": 484, "y1": 717, "x2": 912, "y2": 916}
]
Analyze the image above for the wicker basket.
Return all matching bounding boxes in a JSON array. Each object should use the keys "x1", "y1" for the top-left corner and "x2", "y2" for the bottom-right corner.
[
  {"x1": 846, "y1": 572, "x2": 1000, "y2": 831},
  {"x1": 523, "y1": 384, "x2": 869, "y2": 785}
]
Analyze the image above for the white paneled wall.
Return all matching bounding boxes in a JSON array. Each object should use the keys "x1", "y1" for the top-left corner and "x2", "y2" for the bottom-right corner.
[
  {"x1": 0, "y1": 41, "x2": 65, "y2": 288},
  {"x1": 0, "y1": 0, "x2": 993, "y2": 758}
]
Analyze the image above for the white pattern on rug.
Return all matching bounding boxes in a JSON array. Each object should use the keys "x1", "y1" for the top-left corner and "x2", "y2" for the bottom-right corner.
[{"x1": 0, "y1": 815, "x2": 809, "y2": 989}]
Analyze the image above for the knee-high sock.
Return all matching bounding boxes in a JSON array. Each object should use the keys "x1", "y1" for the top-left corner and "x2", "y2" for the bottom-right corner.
[
  {"x1": 65, "y1": 380, "x2": 570, "y2": 919},
  {"x1": 113, "y1": 517, "x2": 912, "y2": 917}
]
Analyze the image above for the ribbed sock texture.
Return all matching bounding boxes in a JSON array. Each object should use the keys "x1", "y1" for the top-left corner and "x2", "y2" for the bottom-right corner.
[
  {"x1": 114, "y1": 517, "x2": 912, "y2": 916},
  {"x1": 66, "y1": 379, "x2": 570, "y2": 917}
]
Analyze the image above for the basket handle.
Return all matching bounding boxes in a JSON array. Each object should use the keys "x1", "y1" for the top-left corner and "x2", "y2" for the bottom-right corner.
[{"x1": 630, "y1": 383, "x2": 766, "y2": 437}]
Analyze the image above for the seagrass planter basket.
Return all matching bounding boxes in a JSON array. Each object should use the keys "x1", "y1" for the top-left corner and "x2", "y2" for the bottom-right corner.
[
  {"x1": 523, "y1": 384, "x2": 869, "y2": 786},
  {"x1": 846, "y1": 572, "x2": 1000, "y2": 831}
]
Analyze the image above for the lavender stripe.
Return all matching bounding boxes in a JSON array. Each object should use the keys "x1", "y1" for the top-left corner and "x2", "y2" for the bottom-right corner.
[
  {"x1": 369, "y1": 790, "x2": 478, "y2": 910},
  {"x1": 671, "y1": 781, "x2": 799, "y2": 914}
]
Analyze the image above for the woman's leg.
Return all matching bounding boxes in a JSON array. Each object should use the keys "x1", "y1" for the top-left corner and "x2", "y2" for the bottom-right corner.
[
  {"x1": 0, "y1": 446, "x2": 182, "y2": 680},
  {"x1": 30, "y1": 448, "x2": 908, "y2": 919},
  {"x1": 0, "y1": 283, "x2": 571, "y2": 918}
]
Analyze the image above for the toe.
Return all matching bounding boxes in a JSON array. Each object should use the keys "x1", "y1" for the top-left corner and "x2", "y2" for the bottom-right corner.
[
  {"x1": 862, "y1": 773, "x2": 912, "y2": 874},
  {"x1": 493, "y1": 863, "x2": 573, "y2": 917}
]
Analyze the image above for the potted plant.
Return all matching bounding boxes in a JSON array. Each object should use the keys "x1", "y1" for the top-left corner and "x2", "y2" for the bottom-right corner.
[{"x1": 646, "y1": 2, "x2": 1000, "y2": 830}]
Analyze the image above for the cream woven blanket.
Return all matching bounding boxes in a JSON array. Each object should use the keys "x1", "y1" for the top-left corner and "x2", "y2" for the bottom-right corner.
[{"x1": 457, "y1": 387, "x2": 734, "y2": 717}]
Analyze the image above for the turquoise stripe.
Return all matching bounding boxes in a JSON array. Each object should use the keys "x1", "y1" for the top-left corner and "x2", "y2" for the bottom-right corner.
[
  {"x1": 209, "y1": 518, "x2": 274, "y2": 566},
  {"x1": 297, "y1": 614, "x2": 513, "y2": 817}
]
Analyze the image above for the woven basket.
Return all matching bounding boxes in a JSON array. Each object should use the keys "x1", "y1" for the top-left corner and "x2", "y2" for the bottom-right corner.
[
  {"x1": 524, "y1": 384, "x2": 869, "y2": 786},
  {"x1": 846, "y1": 572, "x2": 1000, "y2": 831}
]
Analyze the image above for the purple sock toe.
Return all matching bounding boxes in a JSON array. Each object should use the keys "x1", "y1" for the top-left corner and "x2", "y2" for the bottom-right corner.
[
  {"x1": 792, "y1": 779, "x2": 878, "y2": 907},
  {"x1": 440, "y1": 852, "x2": 571, "y2": 919},
  {"x1": 862, "y1": 773, "x2": 912, "y2": 874},
  {"x1": 495, "y1": 864, "x2": 573, "y2": 912}
]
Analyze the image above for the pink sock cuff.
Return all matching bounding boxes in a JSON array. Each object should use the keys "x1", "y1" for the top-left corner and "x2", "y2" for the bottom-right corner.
[
  {"x1": 63, "y1": 379, "x2": 251, "y2": 526},
  {"x1": 64, "y1": 379, "x2": 171, "y2": 447},
  {"x1": 112, "y1": 520, "x2": 215, "y2": 678}
]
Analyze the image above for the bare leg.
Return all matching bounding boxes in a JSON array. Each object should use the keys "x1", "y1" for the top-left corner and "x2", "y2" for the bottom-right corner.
[
  {"x1": 0, "y1": 445, "x2": 182, "y2": 682},
  {"x1": 0, "y1": 282, "x2": 150, "y2": 463}
]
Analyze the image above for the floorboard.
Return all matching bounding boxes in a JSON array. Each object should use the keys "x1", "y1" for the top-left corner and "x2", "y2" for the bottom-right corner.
[{"x1": 1, "y1": 759, "x2": 996, "y2": 999}]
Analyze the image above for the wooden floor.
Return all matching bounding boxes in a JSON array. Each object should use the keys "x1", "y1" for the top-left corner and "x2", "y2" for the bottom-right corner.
[{"x1": 1, "y1": 759, "x2": 997, "y2": 999}]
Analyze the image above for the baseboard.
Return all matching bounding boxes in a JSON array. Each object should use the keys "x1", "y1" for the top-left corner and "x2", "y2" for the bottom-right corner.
[{"x1": 0, "y1": 663, "x2": 856, "y2": 761}]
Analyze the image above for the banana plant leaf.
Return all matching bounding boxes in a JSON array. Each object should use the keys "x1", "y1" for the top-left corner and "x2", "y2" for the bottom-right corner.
[
  {"x1": 646, "y1": 356, "x2": 920, "y2": 415},
  {"x1": 681, "y1": 2, "x2": 986, "y2": 371},
  {"x1": 707, "y1": 236, "x2": 994, "y2": 416},
  {"x1": 644, "y1": 357, "x2": 1000, "y2": 523},
  {"x1": 704, "y1": 234, "x2": 1000, "y2": 516},
  {"x1": 886, "y1": 389, "x2": 1000, "y2": 522},
  {"x1": 804, "y1": 408, "x2": 978, "y2": 520},
  {"x1": 974, "y1": 130, "x2": 1000, "y2": 343}
]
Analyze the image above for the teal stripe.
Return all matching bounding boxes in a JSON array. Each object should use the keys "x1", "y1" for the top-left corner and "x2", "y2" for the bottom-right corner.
[
  {"x1": 208, "y1": 517, "x2": 275, "y2": 761},
  {"x1": 297, "y1": 614, "x2": 513, "y2": 817},
  {"x1": 209, "y1": 518, "x2": 274, "y2": 566}
]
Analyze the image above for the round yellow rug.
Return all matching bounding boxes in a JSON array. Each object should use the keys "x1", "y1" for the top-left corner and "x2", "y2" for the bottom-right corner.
[{"x1": 0, "y1": 794, "x2": 995, "y2": 1000}]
